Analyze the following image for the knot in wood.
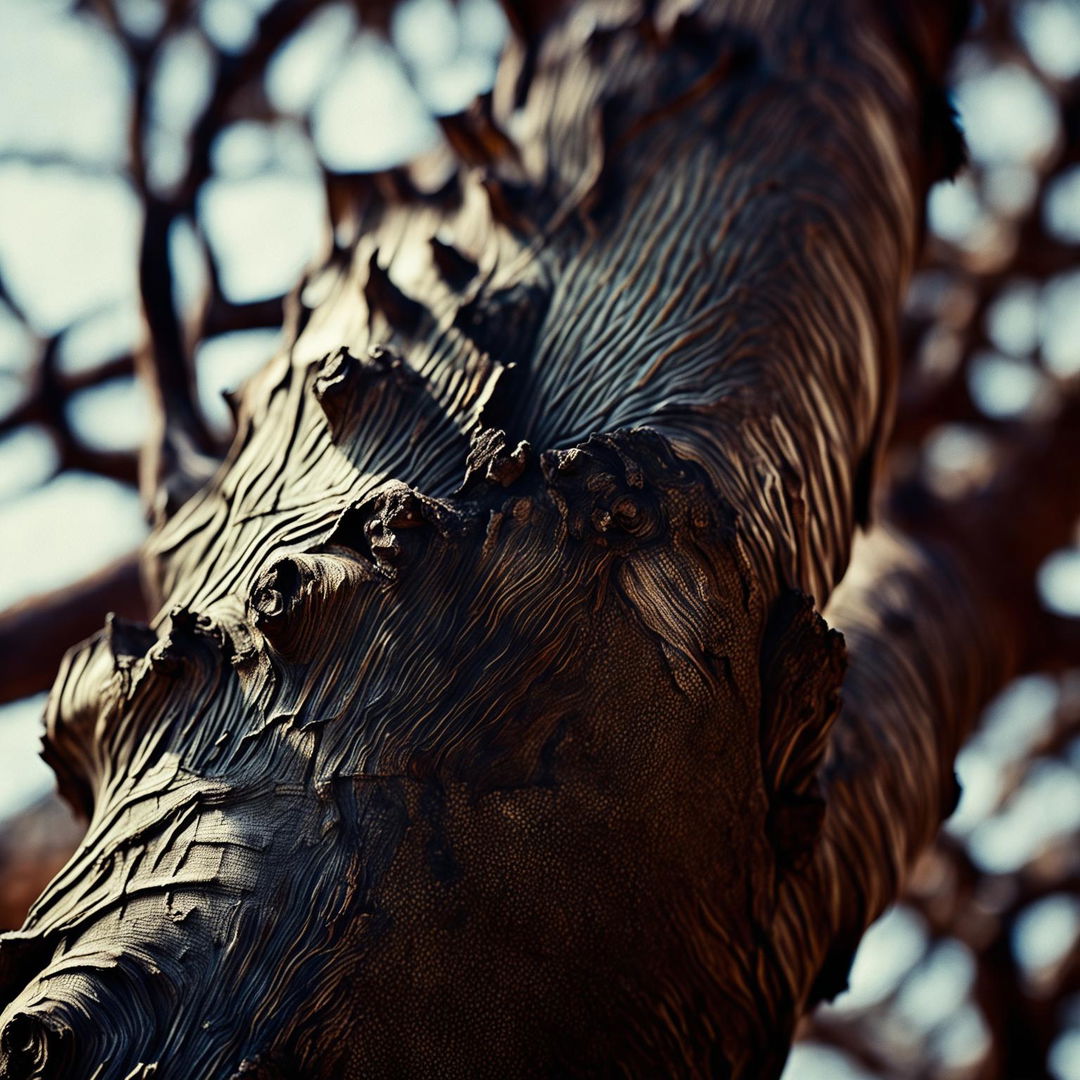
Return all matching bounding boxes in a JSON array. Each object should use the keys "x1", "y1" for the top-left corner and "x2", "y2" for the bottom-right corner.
[
  {"x1": 330, "y1": 481, "x2": 474, "y2": 579},
  {"x1": 246, "y1": 552, "x2": 378, "y2": 663},
  {"x1": 540, "y1": 429, "x2": 703, "y2": 545},
  {"x1": 312, "y1": 346, "x2": 361, "y2": 406},
  {"x1": 250, "y1": 558, "x2": 304, "y2": 639},
  {"x1": 0, "y1": 1011, "x2": 68, "y2": 1076}
]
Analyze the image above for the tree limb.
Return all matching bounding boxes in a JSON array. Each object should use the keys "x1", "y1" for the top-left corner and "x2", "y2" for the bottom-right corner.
[{"x1": 0, "y1": 553, "x2": 144, "y2": 706}]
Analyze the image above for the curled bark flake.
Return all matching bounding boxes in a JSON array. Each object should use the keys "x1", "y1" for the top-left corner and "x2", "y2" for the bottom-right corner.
[
  {"x1": 458, "y1": 427, "x2": 532, "y2": 493},
  {"x1": 221, "y1": 388, "x2": 242, "y2": 427},
  {"x1": 539, "y1": 428, "x2": 711, "y2": 547},
  {"x1": 454, "y1": 278, "x2": 551, "y2": 363},
  {"x1": 312, "y1": 345, "x2": 428, "y2": 440},
  {"x1": 147, "y1": 607, "x2": 217, "y2": 678},
  {"x1": 429, "y1": 234, "x2": 479, "y2": 291},
  {"x1": 363, "y1": 251, "x2": 425, "y2": 335},
  {"x1": 41, "y1": 627, "x2": 130, "y2": 820},
  {"x1": 313, "y1": 346, "x2": 369, "y2": 428}
]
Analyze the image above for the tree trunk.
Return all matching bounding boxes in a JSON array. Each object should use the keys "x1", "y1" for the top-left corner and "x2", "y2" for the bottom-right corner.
[{"x1": 0, "y1": 1, "x2": 1024, "y2": 1077}]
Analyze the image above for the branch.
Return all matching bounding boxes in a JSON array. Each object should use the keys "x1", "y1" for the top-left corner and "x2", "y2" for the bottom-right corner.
[
  {"x1": 780, "y1": 527, "x2": 1013, "y2": 1009},
  {"x1": 134, "y1": 195, "x2": 218, "y2": 519},
  {"x1": 0, "y1": 794, "x2": 84, "y2": 933},
  {"x1": 783, "y1": 390, "x2": 1080, "y2": 1012},
  {"x1": 0, "y1": 552, "x2": 144, "y2": 705}
]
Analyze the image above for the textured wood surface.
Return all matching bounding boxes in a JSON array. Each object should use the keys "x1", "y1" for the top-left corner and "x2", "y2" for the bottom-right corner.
[{"x1": 0, "y1": 1, "x2": 1009, "y2": 1077}]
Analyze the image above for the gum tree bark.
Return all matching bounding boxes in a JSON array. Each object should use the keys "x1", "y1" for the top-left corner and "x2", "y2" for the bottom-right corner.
[{"x1": 0, "y1": 0, "x2": 1018, "y2": 1076}]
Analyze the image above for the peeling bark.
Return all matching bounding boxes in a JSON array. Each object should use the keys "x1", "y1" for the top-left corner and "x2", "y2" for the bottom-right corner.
[{"x1": 0, "y1": 1, "x2": 1018, "y2": 1077}]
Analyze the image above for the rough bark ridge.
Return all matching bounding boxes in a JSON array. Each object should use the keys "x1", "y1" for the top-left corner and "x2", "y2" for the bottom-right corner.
[{"x1": 0, "y1": 1, "x2": 1012, "y2": 1077}]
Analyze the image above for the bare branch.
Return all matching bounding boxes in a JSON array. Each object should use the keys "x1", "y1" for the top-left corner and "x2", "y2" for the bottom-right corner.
[{"x1": 0, "y1": 553, "x2": 143, "y2": 706}]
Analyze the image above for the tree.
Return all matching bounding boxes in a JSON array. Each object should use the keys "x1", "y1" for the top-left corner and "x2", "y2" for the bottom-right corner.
[{"x1": 0, "y1": 0, "x2": 1077, "y2": 1076}]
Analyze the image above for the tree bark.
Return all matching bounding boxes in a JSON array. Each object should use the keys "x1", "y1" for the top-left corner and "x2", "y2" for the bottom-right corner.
[
  {"x1": 0, "y1": 1, "x2": 1021, "y2": 1077},
  {"x1": 0, "y1": 554, "x2": 144, "y2": 707}
]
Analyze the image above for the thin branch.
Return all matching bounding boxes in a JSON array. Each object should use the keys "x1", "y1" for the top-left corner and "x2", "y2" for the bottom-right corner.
[{"x1": 0, "y1": 552, "x2": 144, "y2": 706}]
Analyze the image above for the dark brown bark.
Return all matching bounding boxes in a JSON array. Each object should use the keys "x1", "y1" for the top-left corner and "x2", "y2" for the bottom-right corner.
[{"x1": 0, "y1": 0, "x2": 1034, "y2": 1077}]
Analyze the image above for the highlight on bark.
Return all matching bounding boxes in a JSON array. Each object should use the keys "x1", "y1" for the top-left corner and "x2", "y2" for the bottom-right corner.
[{"x1": 1, "y1": 0, "x2": 1075, "y2": 1076}]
